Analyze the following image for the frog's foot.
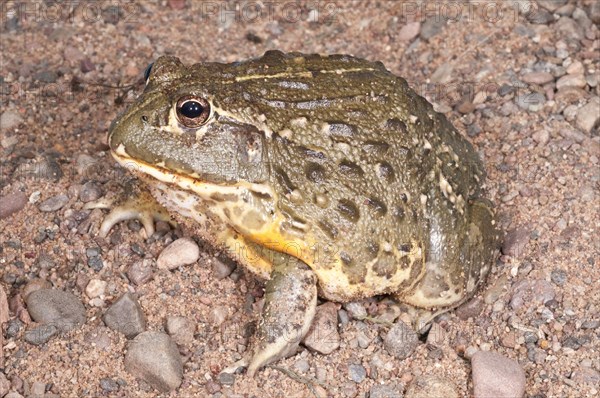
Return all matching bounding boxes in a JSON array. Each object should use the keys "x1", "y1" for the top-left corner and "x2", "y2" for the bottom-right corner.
[
  {"x1": 399, "y1": 305, "x2": 443, "y2": 334},
  {"x1": 224, "y1": 255, "x2": 317, "y2": 377},
  {"x1": 85, "y1": 182, "x2": 174, "y2": 238}
]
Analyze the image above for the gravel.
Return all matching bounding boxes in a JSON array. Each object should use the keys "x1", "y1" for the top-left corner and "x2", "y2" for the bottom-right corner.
[{"x1": 2, "y1": 2, "x2": 599, "y2": 397}]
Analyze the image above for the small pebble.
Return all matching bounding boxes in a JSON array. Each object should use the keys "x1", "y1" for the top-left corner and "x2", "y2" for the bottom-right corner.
[
  {"x1": 338, "y1": 309, "x2": 350, "y2": 327},
  {"x1": 383, "y1": 320, "x2": 419, "y2": 360},
  {"x1": 521, "y1": 72, "x2": 554, "y2": 86},
  {"x1": 0, "y1": 110, "x2": 24, "y2": 130},
  {"x1": 127, "y1": 259, "x2": 154, "y2": 285},
  {"x1": 102, "y1": 293, "x2": 146, "y2": 338},
  {"x1": 510, "y1": 279, "x2": 555, "y2": 310},
  {"x1": 85, "y1": 279, "x2": 107, "y2": 299},
  {"x1": 405, "y1": 375, "x2": 459, "y2": 398},
  {"x1": 348, "y1": 363, "x2": 366, "y2": 383},
  {"x1": 76, "y1": 154, "x2": 98, "y2": 176},
  {"x1": 25, "y1": 289, "x2": 86, "y2": 332},
  {"x1": 0, "y1": 192, "x2": 28, "y2": 219},
  {"x1": 550, "y1": 269, "x2": 567, "y2": 286},
  {"x1": 99, "y1": 378, "x2": 119, "y2": 392},
  {"x1": 526, "y1": 8, "x2": 554, "y2": 24},
  {"x1": 212, "y1": 257, "x2": 236, "y2": 279},
  {"x1": 398, "y1": 22, "x2": 420, "y2": 42},
  {"x1": 556, "y1": 74, "x2": 587, "y2": 90},
  {"x1": 79, "y1": 181, "x2": 103, "y2": 203},
  {"x1": 87, "y1": 256, "x2": 104, "y2": 272},
  {"x1": 218, "y1": 372, "x2": 235, "y2": 386},
  {"x1": 471, "y1": 351, "x2": 526, "y2": 398},
  {"x1": 343, "y1": 301, "x2": 367, "y2": 320},
  {"x1": 0, "y1": 373, "x2": 9, "y2": 397},
  {"x1": 420, "y1": 16, "x2": 447, "y2": 40},
  {"x1": 502, "y1": 227, "x2": 530, "y2": 257},
  {"x1": 157, "y1": 237, "x2": 200, "y2": 270},
  {"x1": 430, "y1": 62, "x2": 453, "y2": 84},
  {"x1": 38, "y1": 194, "x2": 69, "y2": 212},
  {"x1": 6, "y1": 319, "x2": 23, "y2": 338},
  {"x1": 124, "y1": 331, "x2": 183, "y2": 392},
  {"x1": 538, "y1": 0, "x2": 568, "y2": 12},
  {"x1": 369, "y1": 383, "x2": 402, "y2": 398},
  {"x1": 576, "y1": 97, "x2": 600, "y2": 134},
  {"x1": 581, "y1": 319, "x2": 600, "y2": 329},
  {"x1": 293, "y1": 359, "x2": 310, "y2": 374},
  {"x1": 515, "y1": 92, "x2": 545, "y2": 111},
  {"x1": 165, "y1": 316, "x2": 195, "y2": 346},
  {"x1": 208, "y1": 306, "x2": 229, "y2": 327},
  {"x1": 24, "y1": 324, "x2": 59, "y2": 345},
  {"x1": 22, "y1": 278, "x2": 52, "y2": 300},
  {"x1": 571, "y1": 366, "x2": 600, "y2": 385},
  {"x1": 484, "y1": 275, "x2": 508, "y2": 304},
  {"x1": 303, "y1": 302, "x2": 340, "y2": 355},
  {"x1": 456, "y1": 297, "x2": 484, "y2": 320},
  {"x1": 80, "y1": 58, "x2": 96, "y2": 73}
]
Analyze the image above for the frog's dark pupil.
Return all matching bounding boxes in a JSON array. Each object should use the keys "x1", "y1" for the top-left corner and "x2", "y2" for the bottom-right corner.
[
  {"x1": 181, "y1": 101, "x2": 204, "y2": 118},
  {"x1": 143, "y1": 62, "x2": 153, "y2": 81}
]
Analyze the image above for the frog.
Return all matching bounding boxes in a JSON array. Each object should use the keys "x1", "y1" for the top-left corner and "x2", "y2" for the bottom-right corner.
[{"x1": 102, "y1": 50, "x2": 500, "y2": 376}]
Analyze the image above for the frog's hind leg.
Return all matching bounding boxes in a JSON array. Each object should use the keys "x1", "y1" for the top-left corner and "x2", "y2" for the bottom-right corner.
[
  {"x1": 226, "y1": 253, "x2": 317, "y2": 377},
  {"x1": 398, "y1": 198, "x2": 500, "y2": 331},
  {"x1": 460, "y1": 198, "x2": 501, "y2": 300}
]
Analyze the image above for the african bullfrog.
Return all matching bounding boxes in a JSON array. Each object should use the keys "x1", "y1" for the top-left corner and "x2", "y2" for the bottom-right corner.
[{"x1": 101, "y1": 50, "x2": 500, "y2": 376}]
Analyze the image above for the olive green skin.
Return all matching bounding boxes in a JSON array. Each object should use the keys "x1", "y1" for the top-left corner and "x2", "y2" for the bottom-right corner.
[{"x1": 109, "y1": 50, "x2": 500, "y2": 309}]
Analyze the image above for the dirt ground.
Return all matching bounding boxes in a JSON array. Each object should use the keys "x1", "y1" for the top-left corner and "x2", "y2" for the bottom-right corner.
[{"x1": 1, "y1": 1, "x2": 599, "y2": 397}]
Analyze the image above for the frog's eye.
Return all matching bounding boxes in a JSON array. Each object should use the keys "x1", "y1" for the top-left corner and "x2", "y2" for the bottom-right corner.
[
  {"x1": 143, "y1": 62, "x2": 154, "y2": 84},
  {"x1": 175, "y1": 96, "x2": 211, "y2": 128}
]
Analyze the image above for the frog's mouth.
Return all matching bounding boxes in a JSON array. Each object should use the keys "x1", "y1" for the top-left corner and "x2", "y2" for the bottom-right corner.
[{"x1": 111, "y1": 143, "x2": 274, "y2": 200}]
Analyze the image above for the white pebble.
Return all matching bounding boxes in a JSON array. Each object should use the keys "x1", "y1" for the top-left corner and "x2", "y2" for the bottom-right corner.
[{"x1": 157, "y1": 237, "x2": 200, "y2": 270}]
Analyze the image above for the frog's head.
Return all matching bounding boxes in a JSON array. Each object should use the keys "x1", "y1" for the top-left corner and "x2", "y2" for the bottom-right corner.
[{"x1": 108, "y1": 56, "x2": 270, "y2": 187}]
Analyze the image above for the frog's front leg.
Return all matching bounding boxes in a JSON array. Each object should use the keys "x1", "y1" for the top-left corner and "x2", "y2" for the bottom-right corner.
[
  {"x1": 85, "y1": 179, "x2": 173, "y2": 238},
  {"x1": 237, "y1": 253, "x2": 318, "y2": 377}
]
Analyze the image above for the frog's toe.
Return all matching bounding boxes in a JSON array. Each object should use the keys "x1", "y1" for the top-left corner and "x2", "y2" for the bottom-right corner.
[
  {"x1": 245, "y1": 256, "x2": 317, "y2": 377},
  {"x1": 86, "y1": 189, "x2": 173, "y2": 238}
]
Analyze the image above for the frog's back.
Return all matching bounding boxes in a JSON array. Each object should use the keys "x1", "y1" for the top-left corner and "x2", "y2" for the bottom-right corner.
[{"x1": 184, "y1": 51, "x2": 494, "y2": 305}]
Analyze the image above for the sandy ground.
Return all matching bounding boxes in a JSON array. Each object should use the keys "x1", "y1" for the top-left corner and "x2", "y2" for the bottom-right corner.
[{"x1": 1, "y1": 1, "x2": 599, "y2": 397}]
